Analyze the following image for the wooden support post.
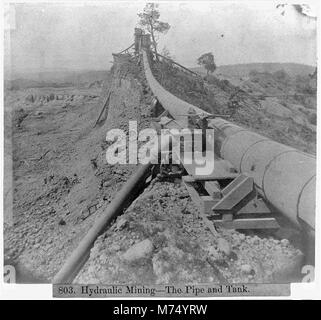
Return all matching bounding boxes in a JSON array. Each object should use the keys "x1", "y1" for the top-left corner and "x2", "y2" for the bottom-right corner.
[
  {"x1": 204, "y1": 181, "x2": 221, "y2": 199},
  {"x1": 212, "y1": 175, "x2": 253, "y2": 211}
]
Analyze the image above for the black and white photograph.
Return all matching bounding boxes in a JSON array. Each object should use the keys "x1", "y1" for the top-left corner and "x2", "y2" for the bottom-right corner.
[{"x1": 1, "y1": 0, "x2": 319, "y2": 300}]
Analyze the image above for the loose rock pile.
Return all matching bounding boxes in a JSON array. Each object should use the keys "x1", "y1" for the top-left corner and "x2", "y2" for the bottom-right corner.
[{"x1": 77, "y1": 181, "x2": 303, "y2": 284}]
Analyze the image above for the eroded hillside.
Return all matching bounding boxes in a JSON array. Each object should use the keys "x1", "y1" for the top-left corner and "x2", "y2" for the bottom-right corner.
[
  {"x1": 153, "y1": 59, "x2": 316, "y2": 154},
  {"x1": 4, "y1": 54, "x2": 312, "y2": 284},
  {"x1": 4, "y1": 57, "x2": 151, "y2": 281}
]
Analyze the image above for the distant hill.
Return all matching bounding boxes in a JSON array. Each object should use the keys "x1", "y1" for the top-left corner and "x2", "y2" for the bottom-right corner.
[
  {"x1": 5, "y1": 70, "x2": 110, "y2": 90},
  {"x1": 192, "y1": 63, "x2": 316, "y2": 78}
]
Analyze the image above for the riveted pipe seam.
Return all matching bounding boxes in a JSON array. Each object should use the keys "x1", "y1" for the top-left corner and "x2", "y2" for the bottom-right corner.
[
  {"x1": 297, "y1": 175, "x2": 316, "y2": 225},
  {"x1": 237, "y1": 138, "x2": 270, "y2": 172},
  {"x1": 261, "y1": 150, "x2": 300, "y2": 201},
  {"x1": 220, "y1": 129, "x2": 249, "y2": 165}
]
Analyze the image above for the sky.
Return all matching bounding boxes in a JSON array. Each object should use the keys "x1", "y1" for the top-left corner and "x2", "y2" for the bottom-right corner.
[{"x1": 4, "y1": 1, "x2": 318, "y2": 75}]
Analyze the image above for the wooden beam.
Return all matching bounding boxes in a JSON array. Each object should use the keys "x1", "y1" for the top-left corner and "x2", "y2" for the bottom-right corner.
[
  {"x1": 204, "y1": 181, "x2": 221, "y2": 199},
  {"x1": 93, "y1": 91, "x2": 111, "y2": 127},
  {"x1": 182, "y1": 179, "x2": 218, "y2": 214},
  {"x1": 191, "y1": 173, "x2": 239, "y2": 181},
  {"x1": 213, "y1": 218, "x2": 280, "y2": 230},
  {"x1": 213, "y1": 176, "x2": 254, "y2": 211},
  {"x1": 201, "y1": 196, "x2": 219, "y2": 214},
  {"x1": 238, "y1": 198, "x2": 271, "y2": 215}
]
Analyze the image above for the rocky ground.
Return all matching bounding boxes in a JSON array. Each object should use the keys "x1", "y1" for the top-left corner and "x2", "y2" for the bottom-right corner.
[
  {"x1": 77, "y1": 179, "x2": 303, "y2": 284},
  {"x1": 4, "y1": 54, "x2": 311, "y2": 284}
]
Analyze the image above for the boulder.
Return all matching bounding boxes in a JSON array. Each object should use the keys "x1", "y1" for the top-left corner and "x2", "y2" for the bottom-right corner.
[
  {"x1": 116, "y1": 217, "x2": 128, "y2": 231},
  {"x1": 122, "y1": 239, "x2": 153, "y2": 262},
  {"x1": 241, "y1": 264, "x2": 253, "y2": 274},
  {"x1": 217, "y1": 237, "x2": 231, "y2": 256},
  {"x1": 280, "y1": 239, "x2": 290, "y2": 247}
]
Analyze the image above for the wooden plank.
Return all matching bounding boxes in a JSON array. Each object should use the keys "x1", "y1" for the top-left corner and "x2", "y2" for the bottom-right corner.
[
  {"x1": 201, "y1": 196, "x2": 219, "y2": 214},
  {"x1": 94, "y1": 91, "x2": 111, "y2": 127},
  {"x1": 213, "y1": 176, "x2": 254, "y2": 211},
  {"x1": 221, "y1": 174, "x2": 246, "y2": 196},
  {"x1": 222, "y1": 213, "x2": 233, "y2": 221},
  {"x1": 192, "y1": 173, "x2": 239, "y2": 181},
  {"x1": 183, "y1": 179, "x2": 218, "y2": 237},
  {"x1": 201, "y1": 213, "x2": 219, "y2": 237},
  {"x1": 183, "y1": 180, "x2": 203, "y2": 212},
  {"x1": 204, "y1": 181, "x2": 221, "y2": 199},
  {"x1": 213, "y1": 218, "x2": 280, "y2": 230},
  {"x1": 182, "y1": 175, "x2": 196, "y2": 183},
  {"x1": 183, "y1": 180, "x2": 218, "y2": 214},
  {"x1": 238, "y1": 198, "x2": 271, "y2": 215}
]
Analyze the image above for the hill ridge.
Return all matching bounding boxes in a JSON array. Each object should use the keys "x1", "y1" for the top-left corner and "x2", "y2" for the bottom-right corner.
[{"x1": 192, "y1": 62, "x2": 315, "y2": 78}]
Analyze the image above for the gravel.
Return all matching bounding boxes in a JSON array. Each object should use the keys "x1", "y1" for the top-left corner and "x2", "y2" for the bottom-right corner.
[{"x1": 76, "y1": 180, "x2": 304, "y2": 284}]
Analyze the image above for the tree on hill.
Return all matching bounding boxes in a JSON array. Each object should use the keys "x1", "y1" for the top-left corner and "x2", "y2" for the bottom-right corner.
[
  {"x1": 197, "y1": 52, "x2": 216, "y2": 76},
  {"x1": 272, "y1": 69, "x2": 290, "y2": 84},
  {"x1": 138, "y1": 3, "x2": 170, "y2": 56}
]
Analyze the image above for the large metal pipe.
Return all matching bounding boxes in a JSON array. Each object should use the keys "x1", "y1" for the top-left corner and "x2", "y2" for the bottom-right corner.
[
  {"x1": 53, "y1": 135, "x2": 169, "y2": 284},
  {"x1": 142, "y1": 50, "x2": 210, "y2": 126},
  {"x1": 209, "y1": 118, "x2": 316, "y2": 231},
  {"x1": 143, "y1": 49, "x2": 315, "y2": 231}
]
